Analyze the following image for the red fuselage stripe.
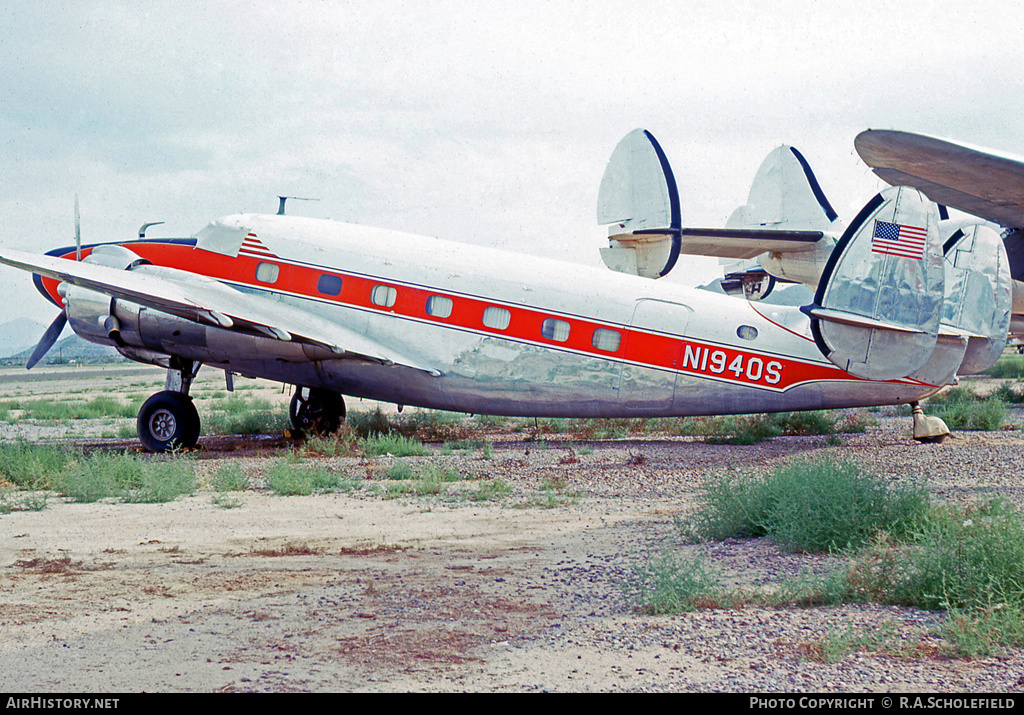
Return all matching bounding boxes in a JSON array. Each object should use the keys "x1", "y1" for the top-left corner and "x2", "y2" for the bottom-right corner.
[{"x1": 42, "y1": 241, "x2": 879, "y2": 392}]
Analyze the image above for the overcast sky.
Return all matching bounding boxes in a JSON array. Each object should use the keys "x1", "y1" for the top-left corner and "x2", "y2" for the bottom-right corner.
[{"x1": 2, "y1": 0, "x2": 1022, "y2": 327}]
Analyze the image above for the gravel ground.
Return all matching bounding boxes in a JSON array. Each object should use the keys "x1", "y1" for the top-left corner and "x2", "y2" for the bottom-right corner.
[{"x1": 2, "y1": 386, "x2": 1024, "y2": 692}]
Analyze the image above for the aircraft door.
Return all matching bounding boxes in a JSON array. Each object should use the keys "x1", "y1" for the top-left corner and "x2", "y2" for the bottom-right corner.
[{"x1": 619, "y1": 299, "x2": 692, "y2": 412}]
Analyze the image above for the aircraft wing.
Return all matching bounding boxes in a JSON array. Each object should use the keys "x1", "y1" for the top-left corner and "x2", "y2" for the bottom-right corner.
[
  {"x1": 677, "y1": 228, "x2": 824, "y2": 259},
  {"x1": 0, "y1": 248, "x2": 440, "y2": 376},
  {"x1": 855, "y1": 129, "x2": 1024, "y2": 229}
]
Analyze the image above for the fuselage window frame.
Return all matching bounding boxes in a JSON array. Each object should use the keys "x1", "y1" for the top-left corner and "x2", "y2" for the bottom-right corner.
[
  {"x1": 482, "y1": 306, "x2": 511, "y2": 331},
  {"x1": 426, "y1": 295, "x2": 453, "y2": 319},
  {"x1": 255, "y1": 262, "x2": 280, "y2": 284},
  {"x1": 371, "y1": 285, "x2": 398, "y2": 308},
  {"x1": 541, "y1": 318, "x2": 571, "y2": 342},
  {"x1": 592, "y1": 327, "x2": 621, "y2": 353},
  {"x1": 317, "y1": 274, "x2": 344, "y2": 296}
]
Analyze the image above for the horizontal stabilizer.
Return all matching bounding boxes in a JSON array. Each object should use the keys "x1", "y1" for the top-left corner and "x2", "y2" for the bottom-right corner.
[
  {"x1": 804, "y1": 307, "x2": 928, "y2": 334},
  {"x1": 718, "y1": 144, "x2": 838, "y2": 288},
  {"x1": 678, "y1": 228, "x2": 823, "y2": 259},
  {"x1": 805, "y1": 186, "x2": 943, "y2": 380}
]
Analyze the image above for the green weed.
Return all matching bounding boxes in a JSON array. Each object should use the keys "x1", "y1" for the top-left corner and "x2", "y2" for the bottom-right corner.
[
  {"x1": 0, "y1": 443, "x2": 76, "y2": 489},
  {"x1": 925, "y1": 387, "x2": 1006, "y2": 430},
  {"x1": 520, "y1": 475, "x2": 579, "y2": 508},
  {"x1": 51, "y1": 451, "x2": 195, "y2": 503},
  {"x1": 983, "y1": 353, "x2": 1024, "y2": 379},
  {"x1": 688, "y1": 455, "x2": 929, "y2": 553},
  {"x1": 468, "y1": 477, "x2": 511, "y2": 502},
  {"x1": 203, "y1": 409, "x2": 290, "y2": 436},
  {"x1": 210, "y1": 493, "x2": 243, "y2": 509},
  {"x1": 211, "y1": 463, "x2": 248, "y2": 491},
  {"x1": 940, "y1": 604, "x2": 1024, "y2": 658},
  {"x1": 0, "y1": 489, "x2": 48, "y2": 513},
  {"x1": 624, "y1": 550, "x2": 739, "y2": 614},
  {"x1": 266, "y1": 458, "x2": 340, "y2": 495},
  {"x1": 347, "y1": 407, "x2": 395, "y2": 437},
  {"x1": 2, "y1": 396, "x2": 138, "y2": 421},
  {"x1": 303, "y1": 425, "x2": 361, "y2": 457},
  {"x1": 360, "y1": 433, "x2": 430, "y2": 457},
  {"x1": 385, "y1": 461, "x2": 416, "y2": 480},
  {"x1": 643, "y1": 462, "x2": 1024, "y2": 659}
]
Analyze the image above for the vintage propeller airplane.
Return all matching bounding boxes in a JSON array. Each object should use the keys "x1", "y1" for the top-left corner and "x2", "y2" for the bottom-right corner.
[{"x1": 0, "y1": 129, "x2": 1011, "y2": 451}]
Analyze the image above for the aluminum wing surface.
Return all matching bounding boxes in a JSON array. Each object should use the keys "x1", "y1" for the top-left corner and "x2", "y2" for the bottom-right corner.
[
  {"x1": 855, "y1": 130, "x2": 1024, "y2": 229},
  {"x1": 676, "y1": 228, "x2": 823, "y2": 259},
  {"x1": 0, "y1": 248, "x2": 439, "y2": 376}
]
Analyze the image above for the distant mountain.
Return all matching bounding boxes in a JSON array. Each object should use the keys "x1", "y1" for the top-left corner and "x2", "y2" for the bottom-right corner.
[
  {"x1": 0, "y1": 318, "x2": 49, "y2": 358},
  {"x1": 0, "y1": 323, "x2": 122, "y2": 365}
]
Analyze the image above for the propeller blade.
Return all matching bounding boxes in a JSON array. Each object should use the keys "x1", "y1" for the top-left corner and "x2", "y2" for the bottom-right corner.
[
  {"x1": 26, "y1": 311, "x2": 68, "y2": 370},
  {"x1": 74, "y1": 195, "x2": 81, "y2": 261}
]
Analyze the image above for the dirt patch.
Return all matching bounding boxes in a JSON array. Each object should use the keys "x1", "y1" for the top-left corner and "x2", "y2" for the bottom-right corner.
[{"x1": 3, "y1": 367, "x2": 1024, "y2": 691}]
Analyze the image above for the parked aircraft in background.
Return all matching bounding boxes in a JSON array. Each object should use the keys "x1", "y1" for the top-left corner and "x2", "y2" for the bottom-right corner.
[{"x1": 0, "y1": 129, "x2": 1010, "y2": 451}]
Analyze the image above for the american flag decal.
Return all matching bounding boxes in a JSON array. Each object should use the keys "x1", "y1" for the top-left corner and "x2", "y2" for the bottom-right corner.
[
  {"x1": 239, "y1": 232, "x2": 278, "y2": 259},
  {"x1": 871, "y1": 220, "x2": 927, "y2": 260}
]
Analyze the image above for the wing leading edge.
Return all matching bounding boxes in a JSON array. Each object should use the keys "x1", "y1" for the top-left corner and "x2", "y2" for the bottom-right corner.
[
  {"x1": 0, "y1": 248, "x2": 440, "y2": 376},
  {"x1": 855, "y1": 129, "x2": 1024, "y2": 229}
]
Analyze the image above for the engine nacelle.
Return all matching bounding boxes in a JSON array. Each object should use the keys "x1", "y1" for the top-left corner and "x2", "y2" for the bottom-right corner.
[
  {"x1": 62, "y1": 245, "x2": 151, "y2": 348},
  {"x1": 60, "y1": 244, "x2": 308, "y2": 367}
]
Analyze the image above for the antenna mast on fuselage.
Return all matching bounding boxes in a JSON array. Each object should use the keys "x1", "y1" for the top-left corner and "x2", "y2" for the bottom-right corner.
[{"x1": 277, "y1": 196, "x2": 320, "y2": 216}]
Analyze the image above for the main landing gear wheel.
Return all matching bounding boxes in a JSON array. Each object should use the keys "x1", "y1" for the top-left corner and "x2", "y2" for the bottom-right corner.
[
  {"x1": 137, "y1": 391, "x2": 201, "y2": 452},
  {"x1": 290, "y1": 388, "x2": 345, "y2": 434}
]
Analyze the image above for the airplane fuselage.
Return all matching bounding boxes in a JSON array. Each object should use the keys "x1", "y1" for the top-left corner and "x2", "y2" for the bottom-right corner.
[{"x1": 36, "y1": 214, "x2": 940, "y2": 417}]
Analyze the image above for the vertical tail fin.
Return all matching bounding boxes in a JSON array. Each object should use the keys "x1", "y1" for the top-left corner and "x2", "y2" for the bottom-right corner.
[
  {"x1": 727, "y1": 145, "x2": 838, "y2": 232},
  {"x1": 597, "y1": 129, "x2": 681, "y2": 279},
  {"x1": 941, "y1": 223, "x2": 1012, "y2": 374},
  {"x1": 804, "y1": 186, "x2": 944, "y2": 380}
]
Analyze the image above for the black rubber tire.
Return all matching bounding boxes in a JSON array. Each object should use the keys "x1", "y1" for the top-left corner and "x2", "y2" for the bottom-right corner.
[
  {"x1": 137, "y1": 391, "x2": 201, "y2": 452},
  {"x1": 289, "y1": 388, "x2": 345, "y2": 434}
]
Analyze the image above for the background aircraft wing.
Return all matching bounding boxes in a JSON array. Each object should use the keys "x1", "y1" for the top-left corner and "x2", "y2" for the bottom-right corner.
[
  {"x1": 855, "y1": 129, "x2": 1024, "y2": 229},
  {"x1": 0, "y1": 248, "x2": 440, "y2": 375}
]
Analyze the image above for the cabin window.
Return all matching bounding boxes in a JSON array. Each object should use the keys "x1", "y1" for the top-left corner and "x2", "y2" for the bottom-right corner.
[
  {"x1": 737, "y1": 325, "x2": 758, "y2": 340},
  {"x1": 541, "y1": 318, "x2": 570, "y2": 342},
  {"x1": 371, "y1": 285, "x2": 397, "y2": 308},
  {"x1": 255, "y1": 262, "x2": 279, "y2": 284},
  {"x1": 482, "y1": 306, "x2": 511, "y2": 330},
  {"x1": 592, "y1": 328, "x2": 621, "y2": 352},
  {"x1": 317, "y1": 274, "x2": 343, "y2": 296},
  {"x1": 425, "y1": 295, "x2": 453, "y2": 319}
]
